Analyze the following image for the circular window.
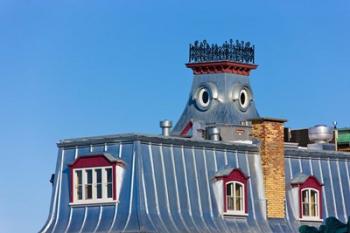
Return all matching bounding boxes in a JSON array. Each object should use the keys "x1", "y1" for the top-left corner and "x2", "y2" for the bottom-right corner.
[
  {"x1": 239, "y1": 88, "x2": 250, "y2": 110},
  {"x1": 196, "y1": 87, "x2": 211, "y2": 110}
]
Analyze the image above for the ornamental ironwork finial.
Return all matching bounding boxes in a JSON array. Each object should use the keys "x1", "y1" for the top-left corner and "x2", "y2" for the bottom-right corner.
[{"x1": 188, "y1": 39, "x2": 255, "y2": 64}]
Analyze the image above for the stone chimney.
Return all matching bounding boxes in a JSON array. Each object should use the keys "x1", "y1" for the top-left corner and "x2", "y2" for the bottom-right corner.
[{"x1": 250, "y1": 117, "x2": 287, "y2": 219}]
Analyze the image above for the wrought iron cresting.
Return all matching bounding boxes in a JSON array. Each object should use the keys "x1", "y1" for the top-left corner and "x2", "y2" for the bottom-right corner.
[{"x1": 188, "y1": 39, "x2": 255, "y2": 64}]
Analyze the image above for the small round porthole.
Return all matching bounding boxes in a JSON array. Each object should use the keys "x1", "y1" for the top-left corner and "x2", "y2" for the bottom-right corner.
[
  {"x1": 238, "y1": 88, "x2": 251, "y2": 111},
  {"x1": 196, "y1": 87, "x2": 211, "y2": 110}
]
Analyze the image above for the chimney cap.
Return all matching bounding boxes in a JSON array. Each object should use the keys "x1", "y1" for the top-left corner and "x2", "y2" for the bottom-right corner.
[{"x1": 160, "y1": 120, "x2": 172, "y2": 128}]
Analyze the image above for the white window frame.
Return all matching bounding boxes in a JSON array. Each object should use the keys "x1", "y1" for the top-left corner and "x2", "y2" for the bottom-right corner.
[
  {"x1": 71, "y1": 166, "x2": 116, "y2": 205},
  {"x1": 224, "y1": 181, "x2": 246, "y2": 215},
  {"x1": 300, "y1": 188, "x2": 321, "y2": 221}
]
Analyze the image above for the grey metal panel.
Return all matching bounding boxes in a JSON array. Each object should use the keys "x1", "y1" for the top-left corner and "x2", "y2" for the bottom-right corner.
[
  {"x1": 80, "y1": 207, "x2": 100, "y2": 232},
  {"x1": 91, "y1": 144, "x2": 105, "y2": 153},
  {"x1": 39, "y1": 148, "x2": 65, "y2": 233},
  {"x1": 66, "y1": 207, "x2": 86, "y2": 233},
  {"x1": 183, "y1": 147, "x2": 211, "y2": 232},
  {"x1": 171, "y1": 145, "x2": 200, "y2": 233},
  {"x1": 172, "y1": 73, "x2": 259, "y2": 134},
  {"x1": 301, "y1": 158, "x2": 312, "y2": 176},
  {"x1": 339, "y1": 161, "x2": 350, "y2": 219},
  {"x1": 110, "y1": 143, "x2": 139, "y2": 232},
  {"x1": 94, "y1": 206, "x2": 115, "y2": 233},
  {"x1": 52, "y1": 148, "x2": 76, "y2": 233},
  {"x1": 321, "y1": 159, "x2": 336, "y2": 218},
  {"x1": 329, "y1": 159, "x2": 344, "y2": 221}
]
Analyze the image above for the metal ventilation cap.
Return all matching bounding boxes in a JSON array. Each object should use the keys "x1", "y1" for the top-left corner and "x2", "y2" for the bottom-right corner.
[
  {"x1": 308, "y1": 125, "x2": 333, "y2": 144},
  {"x1": 207, "y1": 127, "x2": 220, "y2": 141},
  {"x1": 160, "y1": 120, "x2": 172, "y2": 137}
]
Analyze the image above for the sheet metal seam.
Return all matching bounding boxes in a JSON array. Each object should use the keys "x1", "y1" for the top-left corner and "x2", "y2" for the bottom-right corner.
[
  {"x1": 191, "y1": 147, "x2": 212, "y2": 233},
  {"x1": 92, "y1": 206, "x2": 103, "y2": 233},
  {"x1": 122, "y1": 144, "x2": 137, "y2": 232},
  {"x1": 40, "y1": 150, "x2": 63, "y2": 233},
  {"x1": 159, "y1": 144, "x2": 180, "y2": 232},
  {"x1": 245, "y1": 151, "x2": 256, "y2": 220},
  {"x1": 336, "y1": 159, "x2": 347, "y2": 220},
  {"x1": 50, "y1": 150, "x2": 65, "y2": 233},
  {"x1": 107, "y1": 143, "x2": 122, "y2": 233},
  {"x1": 78, "y1": 207, "x2": 88, "y2": 233},
  {"x1": 170, "y1": 145, "x2": 191, "y2": 233},
  {"x1": 327, "y1": 158, "x2": 338, "y2": 219},
  {"x1": 63, "y1": 207, "x2": 73, "y2": 233},
  {"x1": 318, "y1": 159, "x2": 328, "y2": 218},
  {"x1": 181, "y1": 145, "x2": 201, "y2": 233}
]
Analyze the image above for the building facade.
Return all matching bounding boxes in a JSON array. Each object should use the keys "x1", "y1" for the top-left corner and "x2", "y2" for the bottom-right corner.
[{"x1": 40, "y1": 40, "x2": 350, "y2": 233}]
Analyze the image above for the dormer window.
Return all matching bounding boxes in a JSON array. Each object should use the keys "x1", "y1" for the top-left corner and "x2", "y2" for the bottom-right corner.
[
  {"x1": 69, "y1": 153, "x2": 125, "y2": 205},
  {"x1": 291, "y1": 174, "x2": 323, "y2": 221},
  {"x1": 213, "y1": 168, "x2": 249, "y2": 216}
]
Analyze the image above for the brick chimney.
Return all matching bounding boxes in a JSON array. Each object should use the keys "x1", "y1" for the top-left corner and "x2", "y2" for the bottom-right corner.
[{"x1": 250, "y1": 117, "x2": 287, "y2": 219}]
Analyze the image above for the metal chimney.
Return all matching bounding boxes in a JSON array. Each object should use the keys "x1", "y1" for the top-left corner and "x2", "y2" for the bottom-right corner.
[
  {"x1": 207, "y1": 127, "x2": 220, "y2": 141},
  {"x1": 160, "y1": 120, "x2": 172, "y2": 137}
]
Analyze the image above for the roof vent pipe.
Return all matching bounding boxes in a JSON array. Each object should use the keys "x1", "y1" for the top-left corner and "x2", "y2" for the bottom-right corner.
[
  {"x1": 207, "y1": 127, "x2": 220, "y2": 141},
  {"x1": 160, "y1": 120, "x2": 172, "y2": 137}
]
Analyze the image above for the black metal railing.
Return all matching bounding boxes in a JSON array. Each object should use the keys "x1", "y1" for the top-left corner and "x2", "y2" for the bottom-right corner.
[{"x1": 188, "y1": 39, "x2": 255, "y2": 64}]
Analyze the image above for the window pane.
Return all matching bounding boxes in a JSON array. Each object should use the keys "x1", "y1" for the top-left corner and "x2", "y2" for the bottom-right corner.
[
  {"x1": 95, "y1": 169, "x2": 102, "y2": 199},
  {"x1": 106, "y1": 168, "x2": 112, "y2": 183},
  {"x1": 235, "y1": 184, "x2": 243, "y2": 211},
  {"x1": 302, "y1": 190, "x2": 309, "y2": 203},
  {"x1": 227, "y1": 183, "x2": 232, "y2": 196},
  {"x1": 96, "y1": 169, "x2": 102, "y2": 183},
  {"x1": 76, "y1": 170, "x2": 82, "y2": 185},
  {"x1": 310, "y1": 190, "x2": 318, "y2": 217},
  {"x1": 86, "y1": 170, "x2": 93, "y2": 184},
  {"x1": 227, "y1": 196, "x2": 234, "y2": 210},
  {"x1": 106, "y1": 168, "x2": 113, "y2": 198},
  {"x1": 77, "y1": 185, "x2": 83, "y2": 200},
  {"x1": 107, "y1": 183, "x2": 113, "y2": 198},
  {"x1": 85, "y1": 184, "x2": 92, "y2": 199},
  {"x1": 85, "y1": 170, "x2": 93, "y2": 199},
  {"x1": 75, "y1": 171, "x2": 83, "y2": 200},
  {"x1": 303, "y1": 203, "x2": 309, "y2": 216},
  {"x1": 302, "y1": 190, "x2": 309, "y2": 216}
]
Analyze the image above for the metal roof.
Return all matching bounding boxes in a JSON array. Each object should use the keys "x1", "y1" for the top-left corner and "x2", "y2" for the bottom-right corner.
[{"x1": 40, "y1": 134, "x2": 350, "y2": 233}]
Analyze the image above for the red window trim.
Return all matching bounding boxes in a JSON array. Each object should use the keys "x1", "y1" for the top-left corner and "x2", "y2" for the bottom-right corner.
[
  {"x1": 69, "y1": 154, "x2": 125, "y2": 203},
  {"x1": 217, "y1": 168, "x2": 249, "y2": 214},
  {"x1": 292, "y1": 176, "x2": 323, "y2": 219}
]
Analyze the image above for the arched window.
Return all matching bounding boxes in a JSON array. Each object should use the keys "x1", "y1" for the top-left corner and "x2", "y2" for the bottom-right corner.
[
  {"x1": 291, "y1": 174, "x2": 323, "y2": 221},
  {"x1": 226, "y1": 181, "x2": 244, "y2": 213},
  {"x1": 214, "y1": 168, "x2": 249, "y2": 216},
  {"x1": 301, "y1": 188, "x2": 319, "y2": 218}
]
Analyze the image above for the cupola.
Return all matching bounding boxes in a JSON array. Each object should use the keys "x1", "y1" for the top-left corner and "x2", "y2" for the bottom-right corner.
[{"x1": 172, "y1": 39, "x2": 260, "y2": 137}]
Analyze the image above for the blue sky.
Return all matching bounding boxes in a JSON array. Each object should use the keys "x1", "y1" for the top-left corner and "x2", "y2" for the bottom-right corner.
[{"x1": 0, "y1": 1, "x2": 349, "y2": 232}]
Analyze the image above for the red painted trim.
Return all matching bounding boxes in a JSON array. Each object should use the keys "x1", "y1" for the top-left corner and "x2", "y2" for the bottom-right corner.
[
  {"x1": 219, "y1": 168, "x2": 249, "y2": 213},
  {"x1": 180, "y1": 121, "x2": 193, "y2": 136},
  {"x1": 70, "y1": 155, "x2": 113, "y2": 169},
  {"x1": 186, "y1": 61, "x2": 258, "y2": 76}
]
